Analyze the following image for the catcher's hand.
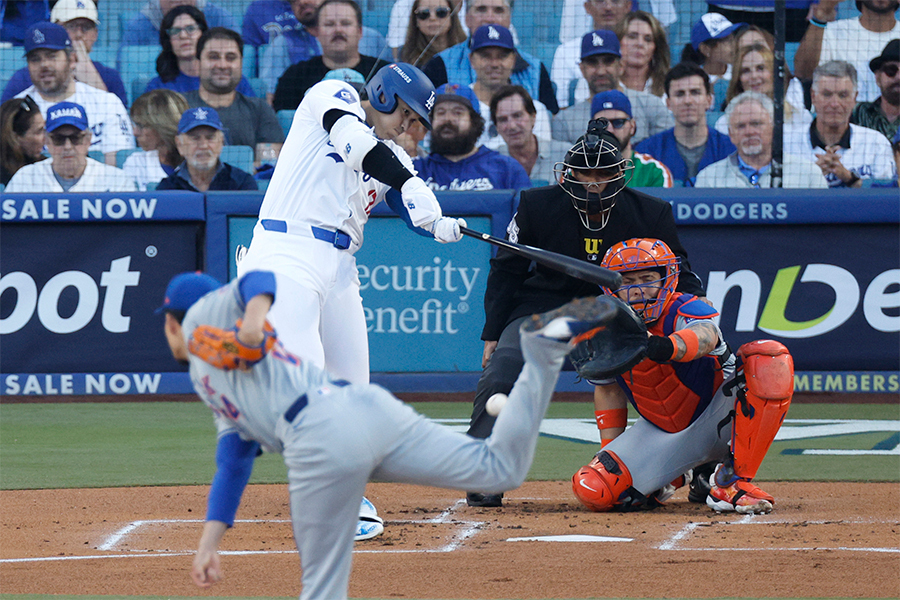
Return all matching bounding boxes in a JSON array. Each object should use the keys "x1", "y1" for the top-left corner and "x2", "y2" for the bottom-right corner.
[
  {"x1": 189, "y1": 319, "x2": 277, "y2": 371},
  {"x1": 569, "y1": 295, "x2": 648, "y2": 380}
]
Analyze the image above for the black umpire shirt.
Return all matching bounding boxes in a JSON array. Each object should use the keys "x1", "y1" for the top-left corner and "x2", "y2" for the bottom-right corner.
[{"x1": 482, "y1": 184, "x2": 705, "y2": 341}]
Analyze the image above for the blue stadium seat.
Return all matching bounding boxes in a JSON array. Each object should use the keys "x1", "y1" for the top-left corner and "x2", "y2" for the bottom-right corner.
[
  {"x1": 250, "y1": 77, "x2": 267, "y2": 98},
  {"x1": 243, "y1": 44, "x2": 257, "y2": 78},
  {"x1": 131, "y1": 75, "x2": 155, "y2": 102},
  {"x1": 221, "y1": 145, "x2": 255, "y2": 172},
  {"x1": 1, "y1": 46, "x2": 24, "y2": 86},
  {"x1": 707, "y1": 110, "x2": 723, "y2": 129},
  {"x1": 117, "y1": 148, "x2": 141, "y2": 168},
  {"x1": 118, "y1": 45, "x2": 159, "y2": 91},
  {"x1": 277, "y1": 109, "x2": 295, "y2": 137},
  {"x1": 89, "y1": 150, "x2": 106, "y2": 162}
]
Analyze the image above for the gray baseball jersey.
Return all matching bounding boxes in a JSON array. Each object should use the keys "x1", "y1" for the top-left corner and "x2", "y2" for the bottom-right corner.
[{"x1": 183, "y1": 270, "x2": 569, "y2": 600}]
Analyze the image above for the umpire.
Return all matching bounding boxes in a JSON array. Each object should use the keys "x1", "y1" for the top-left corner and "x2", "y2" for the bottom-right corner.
[{"x1": 466, "y1": 119, "x2": 707, "y2": 507}]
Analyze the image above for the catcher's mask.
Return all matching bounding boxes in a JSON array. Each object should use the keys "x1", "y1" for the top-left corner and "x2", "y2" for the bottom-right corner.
[
  {"x1": 601, "y1": 238, "x2": 679, "y2": 324},
  {"x1": 554, "y1": 118, "x2": 634, "y2": 231}
]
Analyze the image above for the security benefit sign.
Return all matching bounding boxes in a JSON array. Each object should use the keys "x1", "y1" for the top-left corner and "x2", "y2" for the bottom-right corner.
[
  {"x1": 1, "y1": 194, "x2": 204, "y2": 396},
  {"x1": 681, "y1": 223, "x2": 899, "y2": 375},
  {"x1": 356, "y1": 217, "x2": 490, "y2": 372}
]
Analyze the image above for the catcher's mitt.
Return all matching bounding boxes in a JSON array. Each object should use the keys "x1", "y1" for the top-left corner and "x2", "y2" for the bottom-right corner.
[
  {"x1": 569, "y1": 295, "x2": 648, "y2": 380},
  {"x1": 189, "y1": 319, "x2": 278, "y2": 370}
]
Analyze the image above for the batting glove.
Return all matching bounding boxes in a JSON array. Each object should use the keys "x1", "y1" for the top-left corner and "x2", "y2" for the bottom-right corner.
[{"x1": 430, "y1": 216, "x2": 466, "y2": 243}]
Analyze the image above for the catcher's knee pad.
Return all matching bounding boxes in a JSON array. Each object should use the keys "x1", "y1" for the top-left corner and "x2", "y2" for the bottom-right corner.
[
  {"x1": 572, "y1": 451, "x2": 634, "y2": 512},
  {"x1": 730, "y1": 340, "x2": 794, "y2": 480}
]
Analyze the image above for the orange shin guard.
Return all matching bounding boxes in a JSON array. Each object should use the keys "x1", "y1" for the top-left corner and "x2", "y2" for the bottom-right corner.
[
  {"x1": 572, "y1": 451, "x2": 634, "y2": 512},
  {"x1": 731, "y1": 340, "x2": 794, "y2": 480}
]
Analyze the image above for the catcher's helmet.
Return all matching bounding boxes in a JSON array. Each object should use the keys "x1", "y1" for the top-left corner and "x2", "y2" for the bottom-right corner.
[
  {"x1": 363, "y1": 63, "x2": 436, "y2": 129},
  {"x1": 554, "y1": 118, "x2": 634, "y2": 231},
  {"x1": 601, "y1": 238, "x2": 679, "y2": 324}
]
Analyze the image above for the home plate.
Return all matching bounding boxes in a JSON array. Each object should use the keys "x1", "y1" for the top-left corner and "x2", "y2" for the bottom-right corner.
[{"x1": 506, "y1": 535, "x2": 633, "y2": 543}]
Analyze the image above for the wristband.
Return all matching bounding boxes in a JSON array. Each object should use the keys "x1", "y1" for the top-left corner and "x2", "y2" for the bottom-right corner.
[
  {"x1": 845, "y1": 173, "x2": 861, "y2": 186},
  {"x1": 809, "y1": 17, "x2": 828, "y2": 28},
  {"x1": 595, "y1": 408, "x2": 628, "y2": 431},
  {"x1": 646, "y1": 335, "x2": 676, "y2": 362},
  {"x1": 601, "y1": 438, "x2": 613, "y2": 448},
  {"x1": 671, "y1": 328, "x2": 702, "y2": 362}
]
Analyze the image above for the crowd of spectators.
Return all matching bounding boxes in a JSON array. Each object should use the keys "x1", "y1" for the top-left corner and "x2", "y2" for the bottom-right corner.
[{"x1": 1, "y1": 0, "x2": 897, "y2": 191}]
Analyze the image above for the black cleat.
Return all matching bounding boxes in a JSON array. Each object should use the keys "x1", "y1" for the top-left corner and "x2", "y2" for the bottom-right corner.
[
  {"x1": 466, "y1": 492, "x2": 503, "y2": 507},
  {"x1": 688, "y1": 461, "x2": 717, "y2": 503}
]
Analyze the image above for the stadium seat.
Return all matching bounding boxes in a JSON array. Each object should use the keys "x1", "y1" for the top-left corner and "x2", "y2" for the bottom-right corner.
[
  {"x1": 0, "y1": 46, "x2": 24, "y2": 85},
  {"x1": 277, "y1": 109, "x2": 295, "y2": 137},
  {"x1": 116, "y1": 148, "x2": 141, "y2": 168},
  {"x1": 243, "y1": 45, "x2": 257, "y2": 79},
  {"x1": 221, "y1": 145, "x2": 255, "y2": 173},
  {"x1": 131, "y1": 75, "x2": 154, "y2": 102},
  {"x1": 706, "y1": 110, "x2": 723, "y2": 129},
  {"x1": 250, "y1": 77, "x2": 267, "y2": 98},
  {"x1": 89, "y1": 150, "x2": 106, "y2": 162},
  {"x1": 118, "y1": 45, "x2": 159, "y2": 91},
  {"x1": 146, "y1": 181, "x2": 158, "y2": 191}
]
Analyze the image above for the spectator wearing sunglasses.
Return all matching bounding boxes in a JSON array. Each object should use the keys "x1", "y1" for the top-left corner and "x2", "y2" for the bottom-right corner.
[
  {"x1": 397, "y1": 0, "x2": 466, "y2": 65},
  {"x1": 591, "y1": 90, "x2": 672, "y2": 187},
  {"x1": 5, "y1": 102, "x2": 137, "y2": 193},
  {"x1": 1, "y1": 0, "x2": 128, "y2": 107},
  {"x1": 851, "y1": 39, "x2": 900, "y2": 142},
  {"x1": 145, "y1": 6, "x2": 256, "y2": 97},
  {"x1": 0, "y1": 96, "x2": 47, "y2": 186}
]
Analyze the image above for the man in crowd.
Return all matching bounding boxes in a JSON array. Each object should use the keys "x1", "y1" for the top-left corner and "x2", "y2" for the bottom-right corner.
[
  {"x1": 697, "y1": 91, "x2": 828, "y2": 188},
  {"x1": 184, "y1": 28, "x2": 285, "y2": 167},
  {"x1": 794, "y1": 0, "x2": 900, "y2": 102},
  {"x1": 14, "y1": 22, "x2": 134, "y2": 165},
  {"x1": 6, "y1": 101, "x2": 136, "y2": 192},
  {"x1": 158, "y1": 107, "x2": 258, "y2": 191},
  {"x1": 121, "y1": 0, "x2": 237, "y2": 46},
  {"x1": 1, "y1": 0, "x2": 127, "y2": 106},
  {"x1": 785, "y1": 60, "x2": 895, "y2": 187},
  {"x1": 412, "y1": 84, "x2": 531, "y2": 191},
  {"x1": 258, "y1": 0, "x2": 389, "y2": 97},
  {"x1": 468, "y1": 24, "x2": 553, "y2": 146},
  {"x1": 491, "y1": 85, "x2": 571, "y2": 184},
  {"x1": 551, "y1": 30, "x2": 673, "y2": 146},
  {"x1": 591, "y1": 90, "x2": 673, "y2": 187},
  {"x1": 423, "y1": 0, "x2": 559, "y2": 114},
  {"x1": 635, "y1": 62, "x2": 736, "y2": 186},
  {"x1": 551, "y1": 0, "x2": 633, "y2": 108},
  {"x1": 272, "y1": 0, "x2": 390, "y2": 111},
  {"x1": 242, "y1": 0, "x2": 307, "y2": 48},
  {"x1": 851, "y1": 39, "x2": 900, "y2": 141}
]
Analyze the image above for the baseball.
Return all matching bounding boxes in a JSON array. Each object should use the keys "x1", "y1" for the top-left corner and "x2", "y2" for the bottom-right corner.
[{"x1": 486, "y1": 393, "x2": 508, "y2": 416}]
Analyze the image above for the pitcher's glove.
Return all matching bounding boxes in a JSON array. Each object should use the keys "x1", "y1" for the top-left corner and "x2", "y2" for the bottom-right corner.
[
  {"x1": 569, "y1": 295, "x2": 648, "y2": 381},
  {"x1": 189, "y1": 320, "x2": 277, "y2": 370}
]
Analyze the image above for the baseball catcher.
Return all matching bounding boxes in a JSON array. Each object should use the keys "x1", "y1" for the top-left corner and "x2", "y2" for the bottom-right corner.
[{"x1": 571, "y1": 238, "x2": 793, "y2": 514}]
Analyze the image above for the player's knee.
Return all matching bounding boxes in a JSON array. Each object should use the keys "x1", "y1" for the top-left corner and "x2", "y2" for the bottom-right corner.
[{"x1": 571, "y1": 451, "x2": 634, "y2": 512}]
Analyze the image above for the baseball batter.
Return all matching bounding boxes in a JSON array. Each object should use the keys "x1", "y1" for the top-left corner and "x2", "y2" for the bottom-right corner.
[
  {"x1": 159, "y1": 269, "x2": 616, "y2": 600},
  {"x1": 571, "y1": 238, "x2": 794, "y2": 514}
]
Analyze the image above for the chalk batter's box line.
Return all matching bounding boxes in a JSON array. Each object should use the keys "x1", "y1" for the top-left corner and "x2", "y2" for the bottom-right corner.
[{"x1": 3, "y1": 505, "x2": 897, "y2": 564}]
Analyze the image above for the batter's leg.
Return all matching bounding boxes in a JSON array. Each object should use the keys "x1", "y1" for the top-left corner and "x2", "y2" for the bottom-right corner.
[
  {"x1": 320, "y1": 256, "x2": 370, "y2": 385},
  {"x1": 268, "y1": 274, "x2": 326, "y2": 370},
  {"x1": 467, "y1": 316, "x2": 528, "y2": 439}
]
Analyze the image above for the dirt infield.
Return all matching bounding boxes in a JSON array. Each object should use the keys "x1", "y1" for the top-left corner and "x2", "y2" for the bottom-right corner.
[{"x1": 2, "y1": 482, "x2": 897, "y2": 598}]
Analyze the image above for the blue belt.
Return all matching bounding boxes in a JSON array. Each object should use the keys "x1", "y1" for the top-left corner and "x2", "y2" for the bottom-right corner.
[
  {"x1": 284, "y1": 394, "x2": 308, "y2": 422},
  {"x1": 260, "y1": 219, "x2": 351, "y2": 250}
]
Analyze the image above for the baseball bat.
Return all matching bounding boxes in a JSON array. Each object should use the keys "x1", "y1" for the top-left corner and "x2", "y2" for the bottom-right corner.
[{"x1": 459, "y1": 226, "x2": 622, "y2": 289}]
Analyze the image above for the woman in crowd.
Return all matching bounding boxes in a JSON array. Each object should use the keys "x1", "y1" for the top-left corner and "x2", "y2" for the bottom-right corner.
[
  {"x1": 398, "y1": 0, "x2": 466, "y2": 67},
  {"x1": 681, "y1": 14, "x2": 742, "y2": 87},
  {"x1": 145, "y1": 5, "x2": 254, "y2": 96},
  {"x1": 615, "y1": 11, "x2": 670, "y2": 98},
  {"x1": 123, "y1": 89, "x2": 189, "y2": 190},
  {"x1": 715, "y1": 43, "x2": 811, "y2": 135},
  {"x1": 0, "y1": 96, "x2": 46, "y2": 186}
]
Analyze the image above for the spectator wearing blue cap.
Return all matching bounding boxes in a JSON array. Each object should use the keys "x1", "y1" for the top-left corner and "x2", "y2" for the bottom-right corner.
[
  {"x1": 551, "y1": 29, "x2": 673, "y2": 146},
  {"x1": 271, "y1": 0, "x2": 391, "y2": 112},
  {"x1": 467, "y1": 24, "x2": 553, "y2": 147},
  {"x1": 5, "y1": 101, "x2": 137, "y2": 193},
  {"x1": 413, "y1": 83, "x2": 531, "y2": 191},
  {"x1": 422, "y1": 0, "x2": 559, "y2": 115},
  {"x1": 1, "y1": 0, "x2": 128, "y2": 107},
  {"x1": 635, "y1": 62, "x2": 736, "y2": 186},
  {"x1": 13, "y1": 22, "x2": 134, "y2": 166},
  {"x1": 680, "y1": 13, "x2": 745, "y2": 87},
  {"x1": 591, "y1": 90, "x2": 672, "y2": 187},
  {"x1": 157, "y1": 107, "x2": 258, "y2": 191}
]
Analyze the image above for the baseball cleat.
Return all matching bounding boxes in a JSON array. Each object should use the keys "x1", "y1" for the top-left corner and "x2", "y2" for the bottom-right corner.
[
  {"x1": 355, "y1": 496, "x2": 384, "y2": 541},
  {"x1": 521, "y1": 296, "x2": 617, "y2": 343},
  {"x1": 466, "y1": 492, "x2": 503, "y2": 507},
  {"x1": 706, "y1": 464, "x2": 774, "y2": 514},
  {"x1": 688, "y1": 461, "x2": 717, "y2": 504}
]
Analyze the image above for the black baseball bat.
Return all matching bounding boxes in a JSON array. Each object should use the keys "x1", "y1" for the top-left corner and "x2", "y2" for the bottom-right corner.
[{"x1": 459, "y1": 226, "x2": 622, "y2": 289}]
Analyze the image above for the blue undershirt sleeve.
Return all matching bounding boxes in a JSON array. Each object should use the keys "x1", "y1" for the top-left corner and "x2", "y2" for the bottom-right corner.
[
  {"x1": 206, "y1": 432, "x2": 261, "y2": 526},
  {"x1": 384, "y1": 188, "x2": 433, "y2": 238},
  {"x1": 237, "y1": 271, "x2": 277, "y2": 307}
]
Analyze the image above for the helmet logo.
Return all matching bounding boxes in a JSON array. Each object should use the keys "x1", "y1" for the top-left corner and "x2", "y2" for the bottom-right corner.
[
  {"x1": 425, "y1": 90, "x2": 435, "y2": 111},
  {"x1": 488, "y1": 26, "x2": 500, "y2": 40},
  {"x1": 391, "y1": 64, "x2": 412, "y2": 83},
  {"x1": 592, "y1": 32, "x2": 603, "y2": 47}
]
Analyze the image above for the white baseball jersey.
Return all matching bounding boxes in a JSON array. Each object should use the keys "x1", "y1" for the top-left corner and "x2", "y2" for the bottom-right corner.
[
  {"x1": 818, "y1": 18, "x2": 900, "y2": 103},
  {"x1": 784, "y1": 122, "x2": 896, "y2": 186},
  {"x1": 258, "y1": 79, "x2": 438, "y2": 250},
  {"x1": 5, "y1": 157, "x2": 138, "y2": 193},
  {"x1": 17, "y1": 82, "x2": 135, "y2": 155}
]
